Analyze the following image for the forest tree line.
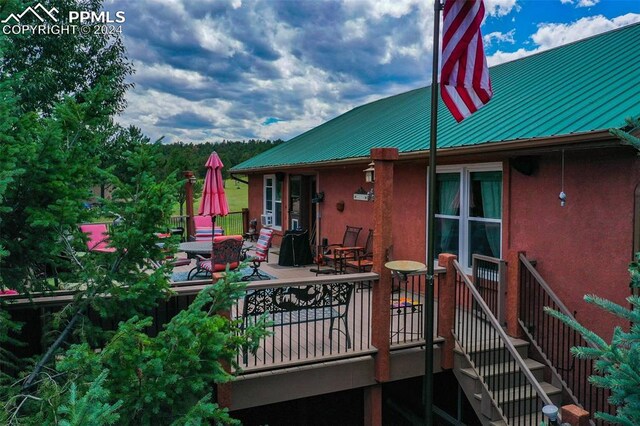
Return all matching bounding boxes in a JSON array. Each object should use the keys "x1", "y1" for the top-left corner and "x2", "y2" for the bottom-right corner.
[{"x1": 154, "y1": 139, "x2": 284, "y2": 181}]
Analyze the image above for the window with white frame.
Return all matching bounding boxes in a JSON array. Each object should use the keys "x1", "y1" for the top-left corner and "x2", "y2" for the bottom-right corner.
[
  {"x1": 433, "y1": 164, "x2": 502, "y2": 268},
  {"x1": 263, "y1": 175, "x2": 282, "y2": 229}
]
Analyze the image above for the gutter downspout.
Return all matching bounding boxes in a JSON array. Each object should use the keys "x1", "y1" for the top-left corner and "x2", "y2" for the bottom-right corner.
[{"x1": 230, "y1": 174, "x2": 249, "y2": 185}]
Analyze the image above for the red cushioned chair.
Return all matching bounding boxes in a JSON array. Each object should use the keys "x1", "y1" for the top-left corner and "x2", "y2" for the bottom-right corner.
[
  {"x1": 79, "y1": 223, "x2": 117, "y2": 253},
  {"x1": 242, "y1": 228, "x2": 274, "y2": 281},
  {"x1": 187, "y1": 235, "x2": 243, "y2": 280},
  {"x1": 192, "y1": 215, "x2": 225, "y2": 241}
]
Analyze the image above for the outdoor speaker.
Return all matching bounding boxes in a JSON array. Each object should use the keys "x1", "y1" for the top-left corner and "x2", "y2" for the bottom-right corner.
[{"x1": 511, "y1": 156, "x2": 538, "y2": 176}]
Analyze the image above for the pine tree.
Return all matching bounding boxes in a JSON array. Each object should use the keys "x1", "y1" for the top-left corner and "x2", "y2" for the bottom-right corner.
[{"x1": 0, "y1": 2, "x2": 268, "y2": 423}]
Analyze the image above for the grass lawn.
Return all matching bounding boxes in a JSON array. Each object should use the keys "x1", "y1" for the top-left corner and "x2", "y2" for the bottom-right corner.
[{"x1": 175, "y1": 179, "x2": 248, "y2": 215}]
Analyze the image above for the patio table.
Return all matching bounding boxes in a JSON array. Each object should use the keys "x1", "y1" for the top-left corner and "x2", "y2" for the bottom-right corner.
[{"x1": 179, "y1": 241, "x2": 253, "y2": 259}]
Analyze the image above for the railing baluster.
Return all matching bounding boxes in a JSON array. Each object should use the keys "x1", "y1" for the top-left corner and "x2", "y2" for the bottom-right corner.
[{"x1": 518, "y1": 254, "x2": 613, "y2": 424}]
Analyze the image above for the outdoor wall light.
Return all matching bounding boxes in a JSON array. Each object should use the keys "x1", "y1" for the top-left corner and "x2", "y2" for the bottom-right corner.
[
  {"x1": 363, "y1": 162, "x2": 375, "y2": 201},
  {"x1": 364, "y1": 162, "x2": 375, "y2": 183},
  {"x1": 559, "y1": 149, "x2": 567, "y2": 207},
  {"x1": 542, "y1": 404, "x2": 560, "y2": 425}
]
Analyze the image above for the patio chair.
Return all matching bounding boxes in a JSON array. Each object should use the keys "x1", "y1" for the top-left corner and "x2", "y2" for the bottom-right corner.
[
  {"x1": 187, "y1": 235, "x2": 243, "y2": 280},
  {"x1": 344, "y1": 229, "x2": 374, "y2": 273},
  {"x1": 192, "y1": 215, "x2": 225, "y2": 241},
  {"x1": 79, "y1": 223, "x2": 116, "y2": 253},
  {"x1": 242, "y1": 228, "x2": 274, "y2": 281},
  {"x1": 319, "y1": 225, "x2": 362, "y2": 274},
  {"x1": 243, "y1": 218, "x2": 258, "y2": 242},
  {"x1": 151, "y1": 232, "x2": 191, "y2": 269}
]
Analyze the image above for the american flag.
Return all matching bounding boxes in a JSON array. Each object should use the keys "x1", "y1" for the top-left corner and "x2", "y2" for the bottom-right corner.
[{"x1": 441, "y1": 0, "x2": 493, "y2": 122}]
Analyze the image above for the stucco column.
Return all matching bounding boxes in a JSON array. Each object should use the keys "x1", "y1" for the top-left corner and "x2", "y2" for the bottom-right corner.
[
  {"x1": 184, "y1": 170, "x2": 195, "y2": 240},
  {"x1": 370, "y1": 147, "x2": 398, "y2": 383},
  {"x1": 506, "y1": 250, "x2": 525, "y2": 338},
  {"x1": 561, "y1": 404, "x2": 590, "y2": 426},
  {"x1": 437, "y1": 253, "x2": 457, "y2": 370}
]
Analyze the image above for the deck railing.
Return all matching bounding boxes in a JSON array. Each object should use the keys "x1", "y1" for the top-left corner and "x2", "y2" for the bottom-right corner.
[
  {"x1": 390, "y1": 271, "x2": 438, "y2": 346},
  {"x1": 100, "y1": 211, "x2": 247, "y2": 241},
  {"x1": 231, "y1": 273, "x2": 375, "y2": 372},
  {"x1": 518, "y1": 254, "x2": 613, "y2": 423},
  {"x1": 454, "y1": 259, "x2": 553, "y2": 425},
  {"x1": 472, "y1": 254, "x2": 506, "y2": 326},
  {"x1": 2, "y1": 274, "x2": 376, "y2": 372}
]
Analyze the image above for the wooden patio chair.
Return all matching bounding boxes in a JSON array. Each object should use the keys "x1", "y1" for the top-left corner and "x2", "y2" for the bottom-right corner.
[
  {"x1": 344, "y1": 229, "x2": 374, "y2": 273},
  {"x1": 318, "y1": 225, "x2": 362, "y2": 274}
]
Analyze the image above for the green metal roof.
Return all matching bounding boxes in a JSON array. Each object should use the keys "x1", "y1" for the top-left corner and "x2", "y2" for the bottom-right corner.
[{"x1": 233, "y1": 23, "x2": 640, "y2": 172}]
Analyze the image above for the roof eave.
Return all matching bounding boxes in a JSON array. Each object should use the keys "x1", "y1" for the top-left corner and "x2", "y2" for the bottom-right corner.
[{"x1": 231, "y1": 129, "x2": 623, "y2": 175}]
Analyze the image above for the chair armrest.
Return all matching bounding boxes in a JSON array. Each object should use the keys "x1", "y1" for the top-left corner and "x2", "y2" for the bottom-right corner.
[{"x1": 334, "y1": 246, "x2": 363, "y2": 252}]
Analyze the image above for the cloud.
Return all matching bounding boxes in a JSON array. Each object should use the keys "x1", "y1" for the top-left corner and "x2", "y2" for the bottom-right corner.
[
  {"x1": 561, "y1": 0, "x2": 600, "y2": 8},
  {"x1": 156, "y1": 111, "x2": 215, "y2": 129},
  {"x1": 105, "y1": 0, "x2": 638, "y2": 143},
  {"x1": 484, "y1": 29, "x2": 516, "y2": 46},
  {"x1": 107, "y1": 0, "x2": 437, "y2": 142},
  {"x1": 484, "y1": 0, "x2": 519, "y2": 17},
  {"x1": 488, "y1": 13, "x2": 640, "y2": 65}
]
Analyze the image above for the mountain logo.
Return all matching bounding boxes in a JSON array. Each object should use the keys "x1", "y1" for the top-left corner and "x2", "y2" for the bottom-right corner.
[{"x1": 2, "y1": 4, "x2": 59, "y2": 24}]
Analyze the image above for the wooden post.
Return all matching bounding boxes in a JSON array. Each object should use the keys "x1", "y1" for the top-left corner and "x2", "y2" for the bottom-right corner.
[
  {"x1": 242, "y1": 207, "x2": 249, "y2": 234},
  {"x1": 184, "y1": 171, "x2": 195, "y2": 240},
  {"x1": 364, "y1": 385, "x2": 382, "y2": 426},
  {"x1": 506, "y1": 250, "x2": 525, "y2": 338},
  {"x1": 437, "y1": 253, "x2": 457, "y2": 370},
  {"x1": 370, "y1": 147, "x2": 398, "y2": 383}
]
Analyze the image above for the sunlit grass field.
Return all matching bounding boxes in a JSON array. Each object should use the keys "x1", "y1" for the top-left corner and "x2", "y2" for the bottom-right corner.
[{"x1": 177, "y1": 179, "x2": 248, "y2": 215}]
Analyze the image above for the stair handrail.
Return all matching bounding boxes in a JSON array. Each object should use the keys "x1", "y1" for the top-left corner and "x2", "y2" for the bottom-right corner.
[
  {"x1": 518, "y1": 254, "x2": 597, "y2": 348},
  {"x1": 453, "y1": 260, "x2": 555, "y2": 409},
  {"x1": 518, "y1": 253, "x2": 611, "y2": 423}
]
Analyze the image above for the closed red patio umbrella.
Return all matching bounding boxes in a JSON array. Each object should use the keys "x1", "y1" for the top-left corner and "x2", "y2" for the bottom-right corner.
[{"x1": 198, "y1": 152, "x2": 230, "y2": 256}]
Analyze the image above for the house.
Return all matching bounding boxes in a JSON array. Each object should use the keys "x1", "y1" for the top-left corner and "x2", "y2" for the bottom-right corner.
[
  {"x1": 232, "y1": 23, "x2": 640, "y2": 342},
  {"x1": 229, "y1": 23, "x2": 640, "y2": 424}
]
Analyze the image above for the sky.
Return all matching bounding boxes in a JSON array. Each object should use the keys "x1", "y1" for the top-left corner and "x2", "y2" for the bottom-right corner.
[{"x1": 104, "y1": 0, "x2": 640, "y2": 144}]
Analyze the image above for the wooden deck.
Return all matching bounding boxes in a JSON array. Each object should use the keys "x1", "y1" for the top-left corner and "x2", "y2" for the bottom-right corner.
[{"x1": 233, "y1": 284, "x2": 434, "y2": 374}]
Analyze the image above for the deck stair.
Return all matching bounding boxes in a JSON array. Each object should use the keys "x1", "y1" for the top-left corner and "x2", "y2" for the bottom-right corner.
[
  {"x1": 453, "y1": 338, "x2": 562, "y2": 425},
  {"x1": 452, "y1": 258, "x2": 561, "y2": 426}
]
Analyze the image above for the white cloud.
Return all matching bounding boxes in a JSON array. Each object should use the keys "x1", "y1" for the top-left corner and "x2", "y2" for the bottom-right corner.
[
  {"x1": 488, "y1": 13, "x2": 640, "y2": 66},
  {"x1": 343, "y1": 0, "x2": 420, "y2": 20},
  {"x1": 560, "y1": 0, "x2": 600, "y2": 7},
  {"x1": 484, "y1": 29, "x2": 516, "y2": 46},
  {"x1": 194, "y1": 17, "x2": 243, "y2": 56},
  {"x1": 484, "y1": 0, "x2": 519, "y2": 17},
  {"x1": 532, "y1": 13, "x2": 640, "y2": 49}
]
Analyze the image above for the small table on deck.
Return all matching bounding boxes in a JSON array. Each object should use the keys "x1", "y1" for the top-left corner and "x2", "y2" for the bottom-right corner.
[{"x1": 179, "y1": 241, "x2": 253, "y2": 259}]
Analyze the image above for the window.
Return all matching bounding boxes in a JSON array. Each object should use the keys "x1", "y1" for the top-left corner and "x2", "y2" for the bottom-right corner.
[
  {"x1": 263, "y1": 175, "x2": 282, "y2": 229},
  {"x1": 433, "y1": 164, "x2": 502, "y2": 268}
]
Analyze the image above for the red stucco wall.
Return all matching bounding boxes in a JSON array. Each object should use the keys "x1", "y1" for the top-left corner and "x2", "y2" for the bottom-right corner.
[
  {"x1": 508, "y1": 148, "x2": 640, "y2": 339},
  {"x1": 391, "y1": 162, "x2": 427, "y2": 262},
  {"x1": 316, "y1": 166, "x2": 374, "y2": 248},
  {"x1": 246, "y1": 147, "x2": 639, "y2": 339},
  {"x1": 246, "y1": 160, "x2": 429, "y2": 260}
]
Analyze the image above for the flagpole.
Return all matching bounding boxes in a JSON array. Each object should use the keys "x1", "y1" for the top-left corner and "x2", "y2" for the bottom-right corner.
[{"x1": 425, "y1": 0, "x2": 442, "y2": 423}]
